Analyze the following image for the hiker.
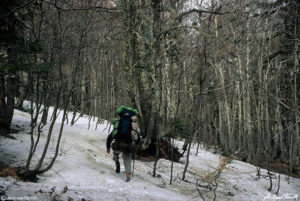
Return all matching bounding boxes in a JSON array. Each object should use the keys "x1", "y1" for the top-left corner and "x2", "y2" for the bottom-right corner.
[{"x1": 106, "y1": 106, "x2": 141, "y2": 182}]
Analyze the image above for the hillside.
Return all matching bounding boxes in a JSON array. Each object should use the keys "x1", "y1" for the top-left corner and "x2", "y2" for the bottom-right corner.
[{"x1": 0, "y1": 109, "x2": 299, "y2": 201}]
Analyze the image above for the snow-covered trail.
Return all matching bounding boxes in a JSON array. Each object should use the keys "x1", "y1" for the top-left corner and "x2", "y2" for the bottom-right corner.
[
  {"x1": 41, "y1": 119, "x2": 191, "y2": 201},
  {"x1": 0, "y1": 109, "x2": 193, "y2": 201},
  {"x1": 1, "y1": 109, "x2": 300, "y2": 201}
]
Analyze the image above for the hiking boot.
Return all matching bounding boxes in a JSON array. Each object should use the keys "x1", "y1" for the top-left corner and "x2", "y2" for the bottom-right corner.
[
  {"x1": 125, "y1": 172, "x2": 131, "y2": 182},
  {"x1": 115, "y1": 161, "x2": 120, "y2": 173}
]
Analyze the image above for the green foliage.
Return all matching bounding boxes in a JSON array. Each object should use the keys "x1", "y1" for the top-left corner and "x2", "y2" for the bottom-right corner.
[
  {"x1": 0, "y1": 63, "x2": 13, "y2": 71},
  {"x1": 0, "y1": 0, "x2": 48, "y2": 74},
  {"x1": 165, "y1": 118, "x2": 192, "y2": 140},
  {"x1": 0, "y1": 37, "x2": 50, "y2": 73},
  {"x1": 33, "y1": 62, "x2": 53, "y2": 74},
  {"x1": 115, "y1": 1, "x2": 123, "y2": 8},
  {"x1": 25, "y1": 38, "x2": 44, "y2": 53}
]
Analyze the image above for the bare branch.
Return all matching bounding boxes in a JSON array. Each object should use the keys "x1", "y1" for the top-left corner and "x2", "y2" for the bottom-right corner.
[
  {"x1": 176, "y1": 8, "x2": 228, "y2": 22},
  {"x1": 0, "y1": 0, "x2": 34, "y2": 18}
]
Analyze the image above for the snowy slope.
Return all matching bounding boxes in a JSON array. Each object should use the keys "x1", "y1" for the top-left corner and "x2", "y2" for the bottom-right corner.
[{"x1": 0, "y1": 109, "x2": 299, "y2": 201}]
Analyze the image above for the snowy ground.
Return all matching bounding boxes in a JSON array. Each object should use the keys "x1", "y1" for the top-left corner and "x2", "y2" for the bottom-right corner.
[{"x1": 0, "y1": 108, "x2": 299, "y2": 201}]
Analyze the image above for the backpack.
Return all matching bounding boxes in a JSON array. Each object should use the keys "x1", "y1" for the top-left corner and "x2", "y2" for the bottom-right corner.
[{"x1": 111, "y1": 106, "x2": 139, "y2": 144}]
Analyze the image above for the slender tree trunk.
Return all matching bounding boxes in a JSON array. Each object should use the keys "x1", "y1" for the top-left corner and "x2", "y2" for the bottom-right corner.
[
  {"x1": 39, "y1": 96, "x2": 69, "y2": 173},
  {"x1": 293, "y1": 10, "x2": 300, "y2": 175},
  {"x1": 170, "y1": 137, "x2": 175, "y2": 185},
  {"x1": 182, "y1": 137, "x2": 192, "y2": 181}
]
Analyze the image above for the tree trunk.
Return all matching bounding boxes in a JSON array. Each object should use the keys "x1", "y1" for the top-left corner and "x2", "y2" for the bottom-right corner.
[{"x1": 0, "y1": 52, "x2": 17, "y2": 134}]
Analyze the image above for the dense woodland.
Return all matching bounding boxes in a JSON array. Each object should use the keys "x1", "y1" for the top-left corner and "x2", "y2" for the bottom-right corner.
[{"x1": 0, "y1": 0, "x2": 299, "y2": 179}]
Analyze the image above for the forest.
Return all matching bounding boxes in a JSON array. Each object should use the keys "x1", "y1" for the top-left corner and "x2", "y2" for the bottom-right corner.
[{"x1": 0, "y1": 0, "x2": 299, "y2": 190}]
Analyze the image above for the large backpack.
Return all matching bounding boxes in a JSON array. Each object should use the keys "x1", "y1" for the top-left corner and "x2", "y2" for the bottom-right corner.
[{"x1": 111, "y1": 106, "x2": 139, "y2": 144}]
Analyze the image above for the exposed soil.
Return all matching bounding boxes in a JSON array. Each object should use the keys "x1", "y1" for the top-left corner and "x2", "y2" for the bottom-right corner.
[
  {"x1": 0, "y1": 164, "x2": 21, "y2": 180},
  {"x1": 0, "y1": 164, "x2": 38, "y2": 182}
]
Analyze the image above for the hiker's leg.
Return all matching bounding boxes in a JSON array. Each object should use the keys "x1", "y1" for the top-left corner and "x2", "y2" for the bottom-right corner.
[
  {"x1": 113, "y1": 151, "x2": 120, "y2": 173},
  {"x1": 113, "y1": 151, "x2": 119, "y2": 161},
  {"x1": 122, "y1": 152, "x2": 132, "y2": 181},
  {"x1": 122, "y1": 152, "x2": 132, "y2": 173}
]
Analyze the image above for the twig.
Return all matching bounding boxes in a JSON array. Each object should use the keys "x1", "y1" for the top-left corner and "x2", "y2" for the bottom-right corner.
[
  {"x1": 196, "y1": 179, "x2": 206, "y2": 201},
  {"x1": 0, "y1": 0, "x2": 34, "y2": 18},
  {"x1": 276, "y1": 173, "x2": 281, "y2": 195},
  {"x1": 212, "y1": 180, "x2": 218, "y2": 201},
  {"x1": 267, "y1": 168, "x2": 273, "y2": 191}
]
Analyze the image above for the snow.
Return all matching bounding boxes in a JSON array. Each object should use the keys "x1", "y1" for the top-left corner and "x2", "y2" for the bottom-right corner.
[{"x1": 0, "y1": 108, "x2": 299, "y2": 201}]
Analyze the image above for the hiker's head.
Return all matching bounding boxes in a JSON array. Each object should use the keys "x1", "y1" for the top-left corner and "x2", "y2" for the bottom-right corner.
[{"x1": 131, "y1": 116, "x2": 138, "y2": 122}]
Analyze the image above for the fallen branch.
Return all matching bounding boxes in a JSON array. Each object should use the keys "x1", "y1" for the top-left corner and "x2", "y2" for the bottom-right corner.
[{"x1": 195, "y1": 157, "x2": 232, "y2": 201}]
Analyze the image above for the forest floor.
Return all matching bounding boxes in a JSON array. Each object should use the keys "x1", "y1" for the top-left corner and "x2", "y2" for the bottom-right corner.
[{"x1": 0, "y1": 108, "x2": 299, "y2": 201}]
